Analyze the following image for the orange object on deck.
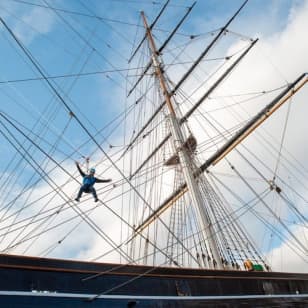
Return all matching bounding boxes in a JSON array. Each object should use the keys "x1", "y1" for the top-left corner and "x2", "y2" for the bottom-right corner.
[{"x1": 244, "y1": 259, "x2": 254, "y2": 271}]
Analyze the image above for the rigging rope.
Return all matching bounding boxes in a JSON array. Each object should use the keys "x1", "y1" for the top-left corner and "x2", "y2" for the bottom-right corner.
[
  {"x1": 226, "y1": 159, "x2": 307, "y2": 255},
  {"x1": 0, "y1": 111, "x2": 138, "y2": 261},
  {"x1": 272, "y1": 96, "x2": 292, "y2": 178}
]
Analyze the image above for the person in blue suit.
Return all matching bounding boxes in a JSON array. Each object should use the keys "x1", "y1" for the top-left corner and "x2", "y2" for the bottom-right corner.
[{"x1": 75, "y1": 162, "x2": 111, "y2": 202}]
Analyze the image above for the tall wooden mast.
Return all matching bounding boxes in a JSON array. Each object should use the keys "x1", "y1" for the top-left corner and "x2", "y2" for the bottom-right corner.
[{"x1": 141, "y1": 11, "x2": 223, "y2": 269}]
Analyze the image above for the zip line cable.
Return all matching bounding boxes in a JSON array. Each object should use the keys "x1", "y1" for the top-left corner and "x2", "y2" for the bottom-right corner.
[
  {"x1": 0, "y1": 119, "x2": 136, "y2": 262},
  {"x1": 2, "y1": 0, "x2": 307, "y2": 276},
  {"x1": 0, "y1": 129, "x2": 164, "y2": 230},
  {"x1": 0, "y1": 111, "x2": 138, "y2": 262},
  {"x1": 0, "y1": 28, "x2": 92, "y2": 161},
  {"x1": 0, "y1": 107, "x2": 195, "y2": 264},
  {"x1": 37, "y1": 172, "x2": 118, "y2": 257},
  {"x1": 10, "y1": 118, "x2": 74, "y2": 251},
  {"x1": 0, "y1": 161, "x2": 170, "y2": 248},
  {"x1": 0, "y1": 33, "x2": 102, "y2": 214},
  {"x1": 0, "y1": 19, "x2": 236, "y2": 186},
  {"x1": 43, "y1": 156, "x2": 179, "y2": 260},
  {"x1": 0, "y1": 117, "x2": 72, "y2": 245},
  {"x1": 0, "y1": 16, "x2": 200, "y2": 265}
]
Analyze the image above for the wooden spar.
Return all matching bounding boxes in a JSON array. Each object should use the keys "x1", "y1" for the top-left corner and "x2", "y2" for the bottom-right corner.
[
  {"x1": 131, "y1": 73, "x2": 308, "y2": 236},
  {"x1": 127, "y1": 2, "x2": 196, "y2": 97},
  {"x1": 134, "y1": 186, "x2": 188, "y2": 234},
  {"x1": 123, "y1": 0, "x2": 249, "y2": 156},
  {"x1": 141, "y1": 12, "x2": 176, "y2": 115},
  {"x1": 201, "y1": 72, "x2": 308, "y2": 169},
  {"x1": 128, "y1": 39, "x2": 257, "y2": 180},
  {"x1": 128, "y1": 0, "x2": 170, "y2": 64},
  {"x1": 129, "y1": 135, "x2": 169, "y2": 180},
  {"x1": 158, "y1": 2, "x2": 196, "y2": 54},
  {"x1": 180, "y1": 39, "x2": 258, "y2": 123},
  {"x1": 171, "y1": 0, "x2": 249, "y2": 96}
]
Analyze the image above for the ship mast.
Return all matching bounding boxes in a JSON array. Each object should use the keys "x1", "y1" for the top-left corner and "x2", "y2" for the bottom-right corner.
[{"x1": 141, "y1": 11, "x2": 223, "y2": 269}]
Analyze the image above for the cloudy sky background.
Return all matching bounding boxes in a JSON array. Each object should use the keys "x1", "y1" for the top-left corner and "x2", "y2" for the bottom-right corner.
[{"x1": 0, "y1": 0, "x2": 307, "y2": 273}]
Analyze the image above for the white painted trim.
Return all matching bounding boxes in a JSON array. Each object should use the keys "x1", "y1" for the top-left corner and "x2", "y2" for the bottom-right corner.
[{"x1": 0, "y1": 290, "x2": 307, "y2": 301}]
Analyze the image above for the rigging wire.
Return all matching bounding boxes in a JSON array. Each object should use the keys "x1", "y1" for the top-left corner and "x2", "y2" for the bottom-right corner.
[
  {"x1": 0, "y1": 113, "x2": 130, "y2": 260},
  {"x1": 226, "y1": 159, "x2": 307, "y2": 255},
  {"x1": 204, "y1": 64, "x2": 308, "y2": 229},
  {"x1": 0, "y1": 18, "x2": 91, "y2": 163},
  {"x1": 235, "y1": 140, "x2": 308, "y2": 213},
  {"x1": 178, "y1": 70, "x2": 304, "y2": 195},
  {"x1": 1, "y1": 105, "x2": 196, "y2": 264},
  {"x1": 0, "y1": 39, "x2": 72, "y2": 206},
  {"x1": 10, "y1": 119, "x2": 73, "y2": 251},
  {"x1": 0, "y1": 110, "x2": 140, "y2": 262},
  {"x1": 21, "y1": 117, "x2": 74, "y2": 254},
  {"x1": 207, "y1": 173, "x2": 268, "y2": 265},
  {"x1": 0, "y1": 4, "x2": 81, "y2": 60},
  {"x1": 168, "y1": 66, "x2": 308, "y2": 262},
  {"x1": 0, "y1": 24, "x2": 110, "y2": 229},
  {"x1": 38, "y1": 0, "x2": 178, "y2": 154},
  {"x1": 0, "y1": 140, "x2": 164, "y2": 233},
  {"x1": 77, "y1": 0, "x2": 135, "y2": 55},
  {"x1": 9, "y1": 0, "x2": 190, "y2": 32},
  {"x1": 207, "y1": 112, "x2": 305, "y2": 254},
  {"x1": 209, "y1": 172, "x2": 308, "y2": 262},
  {"x1": 0, "y1": 67, "x2": 150, "y2": 84},
  {"x1": 0, "y1": 108, "x2": 66, "y2": 225},
  {"x1": 1, "y1": 0, "x2": 307, "y2": 280},
  {"x1": 83, "y1": 187, "x2": 279, "y2": 292},
  {"x1": 82, "y1": 154, "x2": 308, "y2": 275},
  {"x1": 206, "y1": 85, "x2": 288, "y2": 113},
  {"x1": 272, "y1": 96, "x2": 292, "y2": 178},
  {"x1": 9, "y1": 0, "x2": 150, "y2": 27}
]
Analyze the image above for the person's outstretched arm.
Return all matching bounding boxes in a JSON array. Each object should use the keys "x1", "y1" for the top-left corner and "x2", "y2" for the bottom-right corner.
[
  {"x1": 95, "y1": 177, "x2": 112, "y2": 183},
  {"x1": 75, "y1": 162, "x2": 86, "y2": 177}
]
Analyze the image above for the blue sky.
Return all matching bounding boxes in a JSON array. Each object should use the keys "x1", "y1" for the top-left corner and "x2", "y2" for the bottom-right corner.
[
  {"x1": 0, "y1": 0, "x2": 307, "y2": 271},
  {"x1": 0, "y1": 0, "x2": 300, "y2": 162}
]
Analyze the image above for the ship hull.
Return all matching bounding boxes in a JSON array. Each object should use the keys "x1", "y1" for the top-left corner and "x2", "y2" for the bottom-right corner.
[{"x1": 0, "y1": 254, "x2": 307, "y2": 307}]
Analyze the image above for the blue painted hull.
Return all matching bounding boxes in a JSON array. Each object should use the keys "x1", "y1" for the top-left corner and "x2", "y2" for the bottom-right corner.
[{"x1": 0, "y1": 254, "x2": 307, "y2": 307}]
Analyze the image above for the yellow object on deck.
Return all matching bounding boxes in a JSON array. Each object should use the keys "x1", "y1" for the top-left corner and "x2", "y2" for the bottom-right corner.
[{"x1": 244, "y1": 259, "x2": 254, "y2": 271}]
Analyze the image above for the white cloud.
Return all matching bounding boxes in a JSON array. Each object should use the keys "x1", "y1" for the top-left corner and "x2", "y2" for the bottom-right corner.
[
  {"x1": 13, "y1": 7, "x2": 56, "y2": 45},
  {"x1": 177, "y1": 0, "x2": 308, "y2": 272},
  {"x1": 80, "y1": 0, "x2": 308, "y2": 270},
  {"x1": 260, "y1": 0, "x2": 308, "y2": 79},
  {"x1": 1, "y1": 0, "x2": 307, "y2": 274},
  {"x1": 266, "y1": 225, "x2": 308, "y2": 273}
]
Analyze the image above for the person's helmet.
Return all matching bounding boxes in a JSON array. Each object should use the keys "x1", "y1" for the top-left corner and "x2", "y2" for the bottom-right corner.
[{"x1": 89, "y1": 168, "x2": 96, "y2": 174}]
